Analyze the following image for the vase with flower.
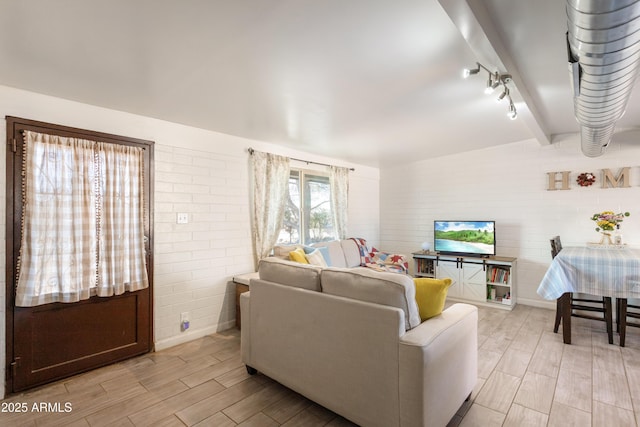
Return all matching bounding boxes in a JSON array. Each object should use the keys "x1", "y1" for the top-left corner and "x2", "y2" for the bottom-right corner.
[{"x1": 591, "y1": 210, "x2": 630, "y2": 245}]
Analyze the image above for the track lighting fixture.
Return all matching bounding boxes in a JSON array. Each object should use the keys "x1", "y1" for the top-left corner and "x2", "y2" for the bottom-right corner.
[{"x1": 463, "y1": 62, "x2": 517, "y2": 120}]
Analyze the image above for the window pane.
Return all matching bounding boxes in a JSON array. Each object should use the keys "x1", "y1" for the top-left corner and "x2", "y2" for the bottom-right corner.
[
  {"x1": 277, "y1": 170, "x2": 336, "y2": 247},
  {"x1": 277, "y1": 170, "x2": 301, "y2": 244},
  {"x1": 305, "y1": 174, "x2": 333, "y2": 244}
]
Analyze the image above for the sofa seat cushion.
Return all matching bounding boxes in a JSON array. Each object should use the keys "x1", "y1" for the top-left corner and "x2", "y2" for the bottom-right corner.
[
  {"x1": 321, "y1": 267, "x2": 421, "y2": 330},
  {"x1": 413, "y1": 277, "x2": 453, "y2": 320},
  {"x1": 258, "y1": 257, "x2": 323, "y2": 291}
]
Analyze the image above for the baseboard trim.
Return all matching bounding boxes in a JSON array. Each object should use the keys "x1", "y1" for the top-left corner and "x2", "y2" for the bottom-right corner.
[
  {"x1": 517, "y1": 297, "x2": 555, "y2": 310},
  {"x1": 154, "y1": 319, "x2": 236, "y2": 351}
]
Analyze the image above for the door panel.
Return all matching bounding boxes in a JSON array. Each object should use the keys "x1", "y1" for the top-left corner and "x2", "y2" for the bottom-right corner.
[
  {"x1": 6, "y1": 117, "x2": 154, "y2": 393},
  {"x1": 13, "y1": 290, "x2": 151, "y2": 391}
]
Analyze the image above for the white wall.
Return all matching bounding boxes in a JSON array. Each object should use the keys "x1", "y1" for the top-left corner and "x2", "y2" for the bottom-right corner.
[
  {"x1": 0, "y1": 85, "x2": 379, "y2": 398},
  {"x1": 380, "y1": 134, "x2": 640, "y2": 307}
]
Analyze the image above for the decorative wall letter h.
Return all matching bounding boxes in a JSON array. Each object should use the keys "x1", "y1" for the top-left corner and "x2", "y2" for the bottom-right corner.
[{"x1": 547, "y1": 171, "x2": 571, "y2": 191}]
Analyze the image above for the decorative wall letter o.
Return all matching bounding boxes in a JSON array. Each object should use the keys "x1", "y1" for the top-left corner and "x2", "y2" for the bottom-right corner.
[{"x1": 576, "y1": 172, "x2": 596, "y2": 187}]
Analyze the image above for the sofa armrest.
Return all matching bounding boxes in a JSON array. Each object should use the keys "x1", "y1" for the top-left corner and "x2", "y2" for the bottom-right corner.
[
  {"x1": 398, "y1": 303, "x2": 478, "y2": 427},
  {"x1": 399, "y1": 303, "x2": 477, "y2": 347}
]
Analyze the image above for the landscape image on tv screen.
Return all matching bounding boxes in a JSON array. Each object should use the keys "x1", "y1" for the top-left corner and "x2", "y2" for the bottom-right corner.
[{"x1": 434, "y1": 221, "x2": 495, "y2": 255}]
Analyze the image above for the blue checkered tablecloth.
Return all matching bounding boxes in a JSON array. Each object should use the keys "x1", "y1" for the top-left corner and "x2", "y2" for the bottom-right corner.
[{"x1": 538, "y1": 246, "x2": 640, "y2": 300}]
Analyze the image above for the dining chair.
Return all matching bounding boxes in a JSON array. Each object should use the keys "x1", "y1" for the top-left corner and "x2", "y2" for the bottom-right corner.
[
  {"x1": 617, "y1": 298, "x2": 640, "y2": 347},
  {"x1": 551, "y1": 236, "x2": 613, "y2": 344}
]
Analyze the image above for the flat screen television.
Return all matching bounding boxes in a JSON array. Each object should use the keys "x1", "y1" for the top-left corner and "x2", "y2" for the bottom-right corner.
[{"x1": 434, "y1": 220, "x2": 496, "y2": 257}]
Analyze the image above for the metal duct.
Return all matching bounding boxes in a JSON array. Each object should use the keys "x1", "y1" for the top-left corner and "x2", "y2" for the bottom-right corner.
[{"x1": 566, "y1": 0, "x2": 640, "y2": 157}]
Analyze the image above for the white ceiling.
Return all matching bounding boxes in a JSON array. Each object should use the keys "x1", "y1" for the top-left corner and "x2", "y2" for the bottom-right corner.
[{"x1": 1, "y1": 0, "x2": 639, "y2": 167}]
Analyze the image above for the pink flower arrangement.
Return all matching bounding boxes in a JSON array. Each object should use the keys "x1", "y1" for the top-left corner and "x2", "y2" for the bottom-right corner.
[{"x1": 591, "y1": 210, "x2": 630, "y2": 232}]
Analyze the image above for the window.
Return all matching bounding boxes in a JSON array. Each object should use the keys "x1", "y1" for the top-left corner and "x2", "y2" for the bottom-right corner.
[
  {"x1": 15, "y1": 129, "x2": 152, "y2": 306},
  {"x1": 278, "y1": 169, "x2": 335, "y2": 244}
]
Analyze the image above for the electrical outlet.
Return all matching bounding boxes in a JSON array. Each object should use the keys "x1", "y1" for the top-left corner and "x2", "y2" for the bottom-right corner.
[
  {"x1": 181, "y1": 312, "x2": 190, "y2": 331},
  {"x1": 177, "y1": 213, "x2": 188, "y2": 224}
]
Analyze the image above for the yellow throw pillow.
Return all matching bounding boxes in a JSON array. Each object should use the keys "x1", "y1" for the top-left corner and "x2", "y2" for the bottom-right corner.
[
  {"x1": 413, "y1": 277, "x2": 453, "y2": 321},
  {"x1": 289, "y1": 247, "x2": 309, "y2": 264}
]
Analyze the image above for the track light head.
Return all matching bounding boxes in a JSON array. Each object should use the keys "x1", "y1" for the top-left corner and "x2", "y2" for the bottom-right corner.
[
  {"x1": 508, "y1": 101, "x2": 518, "y2": 120},
  {"x1": 462, "y1": 63, "x2": 481, "y2": 79},
  {"x1": 497, "y1": 87, "x2": 509, "y2": 102},
  {"x1": 485, "y1": 80, "x2": 500, "y2": 95}
]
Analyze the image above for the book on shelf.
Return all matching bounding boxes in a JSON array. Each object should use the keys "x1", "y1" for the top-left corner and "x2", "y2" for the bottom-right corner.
[
  {"x1": 417, "y1": 258, "x2": 434, "y2": 274},
  {"x1": 488, "y1": 266, "x2": 510, "y2": 284}
]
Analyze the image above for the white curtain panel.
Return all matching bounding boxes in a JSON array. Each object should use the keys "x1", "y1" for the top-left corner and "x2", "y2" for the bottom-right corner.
[
  {"x1": 329, "y1": 166, "x2": 349, "y2": 240},
  {"x1": 16, "y1": 131, "x2": 148, "y2": 307},
  {"x1": 96, "y1": 141, "x2": 149, "y2": 296},
  {"x1": 250, "y1": 150, "x2": 290, "y2": 269}
]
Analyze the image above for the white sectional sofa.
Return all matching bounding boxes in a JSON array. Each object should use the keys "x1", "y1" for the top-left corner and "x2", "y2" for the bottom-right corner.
[{"x1": 240, "y1": 256, "x2": 478, "y2": 427}]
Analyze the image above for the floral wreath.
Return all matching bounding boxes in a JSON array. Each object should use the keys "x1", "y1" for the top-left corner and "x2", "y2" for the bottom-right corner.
[{"x1": 577, "y1": 172, "x2": 596, "y2": 187}]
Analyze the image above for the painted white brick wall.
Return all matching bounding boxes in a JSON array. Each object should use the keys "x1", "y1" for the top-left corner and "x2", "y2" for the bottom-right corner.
[
  {"x1": 153, "y1": 144, "x2": 253, "y2": 344},
  {"x1": 0, "y1": 85, "x2": 378, "y2": 396},
  {"x1": 380, "y1": 135, "x2": 640, "y2": 307}
]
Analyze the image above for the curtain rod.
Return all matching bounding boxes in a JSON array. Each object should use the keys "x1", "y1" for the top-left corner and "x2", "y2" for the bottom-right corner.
[{"x1": 247, "y1": 148, "x2": 355, "y2": 171}]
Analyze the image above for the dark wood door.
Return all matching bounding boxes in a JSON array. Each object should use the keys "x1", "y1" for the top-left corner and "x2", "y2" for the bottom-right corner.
[{"x1": 5, "y1": 117, "x2": 154, "y2": 392}]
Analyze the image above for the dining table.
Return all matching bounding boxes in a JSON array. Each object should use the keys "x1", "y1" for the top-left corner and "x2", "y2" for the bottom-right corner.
[{"x1": 537, "y1": 245, "x2": 640, "y2": 344}]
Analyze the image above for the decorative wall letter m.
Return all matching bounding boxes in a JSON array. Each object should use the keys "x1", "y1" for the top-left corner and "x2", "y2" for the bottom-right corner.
[{"x1": 602, "y1": 167, "x2": 630, "y2": 188}]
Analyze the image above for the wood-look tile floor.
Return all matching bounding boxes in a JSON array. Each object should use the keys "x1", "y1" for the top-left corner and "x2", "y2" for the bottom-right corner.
[{"x1": 2, "y1": 304, "x2": 640, "y2": 426}]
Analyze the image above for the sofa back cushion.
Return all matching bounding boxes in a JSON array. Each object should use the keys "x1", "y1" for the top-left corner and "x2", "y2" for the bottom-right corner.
[
  {"x1": 312, "y1": 240, "x2": 347, "y2": 268},
  {"x1": 258, "y1": 257, "x2": 323, "y2": 291},
  {"x1": 305, "y1": 249, "x2": 328, "y2": 267},
  {"x1": 321, "y1": 268, "x2": 421, "y2": 330},
  {"x1": 272, "y1": 244, "x2": 301, "y2": 259},
  {"x1": 340, "y1": 239, "x2": 362, "y2": 268},
  {"x1": 273, "y1": 243, "x2": 333, "y2": 266}
]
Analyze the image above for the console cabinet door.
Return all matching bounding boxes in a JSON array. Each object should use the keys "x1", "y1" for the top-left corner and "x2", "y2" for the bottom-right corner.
[
  {"x1": 461, "y1": 263, "x2": 486, "y2": 302},
  {"x1": 436, "y1": 260, "x2": 461, "y2": 298}
]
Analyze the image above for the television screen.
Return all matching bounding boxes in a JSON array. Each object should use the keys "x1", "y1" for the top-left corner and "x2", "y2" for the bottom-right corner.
[{"x1": 434, "y1": 220, "x2": 496, "y2": 256}]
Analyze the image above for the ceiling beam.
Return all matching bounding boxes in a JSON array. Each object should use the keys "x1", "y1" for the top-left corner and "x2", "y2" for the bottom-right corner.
[{"x1": 438, "y1": 0, "x2": 551, "y2": 145}]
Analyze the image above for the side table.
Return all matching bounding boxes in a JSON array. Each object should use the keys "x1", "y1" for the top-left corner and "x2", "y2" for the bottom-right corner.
[{"x1": 232, "y1": 272, "x2": 258, "y2": 329}]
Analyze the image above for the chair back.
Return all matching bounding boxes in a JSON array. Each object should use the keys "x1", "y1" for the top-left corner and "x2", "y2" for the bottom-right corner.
[{"x1": 550, "y1": 236, "x2": 562, "y2": 259}]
